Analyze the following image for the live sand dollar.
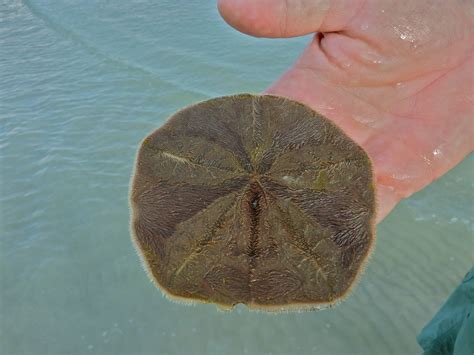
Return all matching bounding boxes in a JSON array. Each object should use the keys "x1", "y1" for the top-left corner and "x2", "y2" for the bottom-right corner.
[{"x1": 130, "y1": 94, "x2": 376, "y2": 311}]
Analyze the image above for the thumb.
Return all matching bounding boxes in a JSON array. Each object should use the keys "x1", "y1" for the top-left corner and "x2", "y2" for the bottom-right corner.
[{"x1": 217, "y1": 0, "x2": 364, "y2": 38}]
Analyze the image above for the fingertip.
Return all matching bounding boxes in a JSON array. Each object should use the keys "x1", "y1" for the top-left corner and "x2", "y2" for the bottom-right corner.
[
  {"x1": 216, "y1": 0, "x2": 231, "y2": 20},
  {"x1": 217, "y1": 0, "x2": 275, "y2": 38},
  {"x1": 216, "y1": 0, "x2": 242, "y2": 32}
]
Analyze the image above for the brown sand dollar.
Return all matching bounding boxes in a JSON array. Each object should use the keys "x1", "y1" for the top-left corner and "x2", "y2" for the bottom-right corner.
[{"x1": 129, "y1": 94, "x2": 376, "y2": 311}]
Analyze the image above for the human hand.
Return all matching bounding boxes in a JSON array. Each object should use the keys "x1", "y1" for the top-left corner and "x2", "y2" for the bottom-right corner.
[{"x1": 217, "y1": 0, "x2": 474, "y2": 222}]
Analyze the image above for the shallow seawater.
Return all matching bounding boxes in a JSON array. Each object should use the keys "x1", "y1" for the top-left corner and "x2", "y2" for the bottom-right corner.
[{"x1": 1, "y1": 1, "x2": 473, "y2": 354}]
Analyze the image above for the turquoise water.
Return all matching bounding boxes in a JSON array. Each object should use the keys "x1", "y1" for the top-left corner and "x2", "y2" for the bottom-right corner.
[{"x1": 1, "y1": 1, "x2": 473, "y2": 354}]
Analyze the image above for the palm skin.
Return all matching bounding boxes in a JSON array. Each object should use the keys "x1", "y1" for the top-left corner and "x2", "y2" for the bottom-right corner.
[{"x1": 218, "y1": 0, "x2": 474, "y2": 222}]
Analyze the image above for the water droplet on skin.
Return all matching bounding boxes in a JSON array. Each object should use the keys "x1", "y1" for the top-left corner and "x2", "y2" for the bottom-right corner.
[
  {"x1": 352, "y1": 115, "x2": 378, "y2": 125},
  {"x1": 317, "y1": 104, "x2": 335, "y2": 111},
  {"x1": 394, "y1": 26, "x2": 416, "y2": 43},
  {"x1": 396, "y1": 82, "x2": 403, "y2": 88},
  {"x1": 391, "y1": 173, "x2": 411, "y2": 180},
  {"x1": 433, "y1": 148, "x2": 442, "y2": 157},
  {"x1": 361, "y1": 24, "x2": 369, "y2": 30}
]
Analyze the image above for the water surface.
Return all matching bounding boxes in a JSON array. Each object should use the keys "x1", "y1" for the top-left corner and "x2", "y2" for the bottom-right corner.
[{"x1": 1, "y1": 1, "x2": 473, "y2": 354}]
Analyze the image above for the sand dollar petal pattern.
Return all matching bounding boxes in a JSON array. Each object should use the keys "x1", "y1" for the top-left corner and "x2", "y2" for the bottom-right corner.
[{"x1": 130, "y1": 94, "x2": 376, "y2": 311}]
